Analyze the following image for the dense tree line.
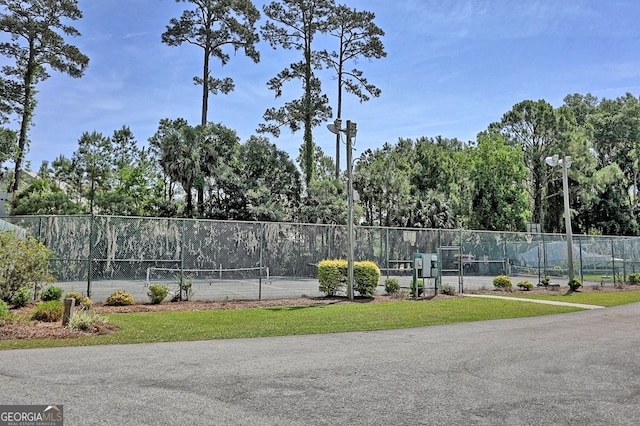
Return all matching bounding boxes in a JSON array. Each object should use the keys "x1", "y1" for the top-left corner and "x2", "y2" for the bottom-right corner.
[{"x1": 2, "y1": 2, "x2": 640, "y2": 237}]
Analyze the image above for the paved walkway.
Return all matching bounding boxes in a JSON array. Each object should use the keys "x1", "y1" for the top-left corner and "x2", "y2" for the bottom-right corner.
[
  {"x1": 2, "y1": 303, "x2": 639, "y2": 424},
  {"x1": 461, "y1": 293, "x2": 605, "y2": 309}
]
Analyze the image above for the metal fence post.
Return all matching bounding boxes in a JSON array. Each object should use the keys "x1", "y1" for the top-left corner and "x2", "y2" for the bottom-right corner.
[
  {"x1": 180, "y1": 218, "x2": 185, "y2": 300},
  {"x1": 259, "y1": 222, "x2": 264, "y2": 300},
  {"x1": 86, "y1": 214, "x2": 94, "y2": 298}
]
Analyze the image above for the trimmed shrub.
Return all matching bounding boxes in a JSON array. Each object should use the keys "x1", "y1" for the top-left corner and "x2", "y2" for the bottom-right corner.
[
  {"x1": 31, "y1": 301, "x2": 64, "y2": 322},
  {"x1": 353, "y1": 261, "x2": 380, "y2": 297},
  {"x1": 318, "y1": 259, "x2": 346, "y2": 296},
  {"x1": 568, "y1": 278, "x2": 582, "y2": 291},
  {"x1": 317, "y1": 259, "x2": 381, "y2": 297},
  {"x1": 147, "y1": 284, "x2": 170, "y2": 304},
  {"x1": 493, "y1": 275, "x2": 513, "y2": 290},
  {"x1": 440, "y1": 284, "x2": 457, "y2": 296},
  {"x1": 628, "y1": 273, "x2": 640, "y2": 285},
  {"x1": 517, "y1": 280, "x2": 534, "y2": 291},
  {"x1": 0, "y1": 231, "x2": 54, "y2": 303},
  {"x1": 384, "y1": 278, "x2": 400, "y2": 295},
  {"x1": 65, "y1": 292, "x2": 92, "y2": 309},
  {"x1": 40, "y1": 286, "x2": 63, "y2": 302},
  {"x1": 540, "y1": 276, "x2": 551, "y2": 287},
  {"x1": 66, "y1": 310, "x2": 109, "y2": 332},
  {"x1": 106, "y1": 290, "x2": 134, "y2": 306},
  {"x1": 12, "y1": 286, "x2": 31, "y2": 308}
]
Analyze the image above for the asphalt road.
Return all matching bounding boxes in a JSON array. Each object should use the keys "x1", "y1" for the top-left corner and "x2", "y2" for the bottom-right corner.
[{"x1": 2, "y1": 303, "x2": 640, "y2": 425}]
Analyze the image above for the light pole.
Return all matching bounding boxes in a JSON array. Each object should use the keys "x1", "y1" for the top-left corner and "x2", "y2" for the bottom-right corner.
[
  {"x1": 545, "y1": 154, "x2": 574, "y2": 282},
  {"x1": 327, "y1": 118, "x2": 357, "y2": 300}
]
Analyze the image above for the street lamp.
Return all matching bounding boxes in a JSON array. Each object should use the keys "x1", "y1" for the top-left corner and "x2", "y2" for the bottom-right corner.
[
  {"x1": 545, "y1": 154, "x2": 574, "y2": 282},
  {"x1": 327, "y1": 118, "x2": 357, "y2": 300}
]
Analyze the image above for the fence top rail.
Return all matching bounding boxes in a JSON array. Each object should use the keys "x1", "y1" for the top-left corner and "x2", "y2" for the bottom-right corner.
[{"x1": 4, "y1": 214, "x2": 640, "y2": 242}]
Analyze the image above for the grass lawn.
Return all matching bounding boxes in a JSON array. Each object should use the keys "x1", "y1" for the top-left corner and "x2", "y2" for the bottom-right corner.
[
  {"x1": 0, "y1": 297, "x2": 581, "y2": 350},
  {"x1": 498, "y1": 289, "x2": 640, "y2": 307}
]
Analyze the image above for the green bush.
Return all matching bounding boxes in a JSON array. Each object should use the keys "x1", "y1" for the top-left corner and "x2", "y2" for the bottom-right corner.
[
  {"x1": 147, "y1": 284, "x2": 170, "y2": 304},
  {"x1": 440, "y1": 284, "x2": 457, "y2": 296},
  {"x1": 517, "y1": 280, "x2": 534, "y2": 291},
  {"x1": 384, "y1": 278, "x2": 400, "y2": 295},
  {"x1": 106, "y1": 290, "x2": 134, "y2": 306},
  {"x1": 317, "y1": 260, "x2": 381, "y2": 297},
  {"x1": 540, "y1": 276, "x2": 551, "y2": 287},
  {"x1": 353, "y1": 261, "x2": 380, "y2": 297},
  {"x1": 31, "y1": 301, "x2": 64, "y2": 322},
  {"x1": 410, "y1": 277, "x2": 424, "y2": 297},
  {"x1": 65, "y1": 292, "x2": 92, "y2": 309},
  {"x1": 568, "y1": 278, "x2": 582, "y2": 291},
  {"x1": 0, "y1": 231, "x2": 54, "y2": 303},
  {"x1": 11, "y1": 286, "x2": 31, "y2": 308},
  {"x1": 40, "y1": 286, "x2": 63, "y2": 302},
  {"x1": 0, "y1": 300, "x2": 8, "y2": 320},
  {"x1": 66, "y1": 310, "x2": 109, "y2": 332},
  {"x1": 493, "y1": 275, "x2": 513, "y2": 290},
  {"x1": 318, "y1": 259, "x2": 346, "y2": 296},
  {"x1": 628, "y1": 273, "x2": 640, "y2": 285}
]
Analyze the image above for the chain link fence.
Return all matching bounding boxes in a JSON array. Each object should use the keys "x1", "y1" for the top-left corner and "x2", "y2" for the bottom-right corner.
[{"x1": 4, "y1": 215, "x2": 640, "y2": 301}]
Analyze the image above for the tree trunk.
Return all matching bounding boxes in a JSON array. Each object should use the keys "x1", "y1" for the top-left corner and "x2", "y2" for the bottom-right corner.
[
  {"x1": 201, "y1": 46, "x2": 210, "y2": 127},
  {"x1": 11, "y1": 42, "x2": 37, "y2": 193}
]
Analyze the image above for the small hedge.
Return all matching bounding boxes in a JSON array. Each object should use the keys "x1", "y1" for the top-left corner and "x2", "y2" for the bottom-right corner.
[
  {"x1": 410, "y1": 277, "x2": 424, "y2": 297},
  {"x1": 41, "y1": 286, "x2": 63, "y2": 302},
  {"x1": 65, "y1": 292, "x2": 92, "y2": 309},
  {"x1": 31, "y1": 301, "x2": 64, "y2": 322},
  {"x1": 440, "y1": 284, "x2": 457, "y2": 296},
  {"x1": 493, "y1": 275, "x2": 513, "y2": 290},
  {"x1": 106, "y1": 290, "x2": 134, "y2": 306},
  {"x1": 0, "y1": 300, "x2": 8, "y2": 321},
  {"x1": 517, "y1": 280, "x2": 534, "y2": 291},
  {"x1": 628, "y1": 273, "x2": 640, "y2": 285},
  {"x1": 384, "y1": 278, "x2": 400, "y2": 295},
  {"x1": 147, "y1": 284, "x2": 170, "y2": 304},
  {"x1": 12, "y1": 286, "x2": 32, "y2": 308},
  {"x1": 354, "y1": 261, "x2": 381, "y2": 297},
  {"x1": 568, "y1": 278, "x2": 582, "y2": 291},
  {"x1": 318, "y1": 259, "x2": 380, "y2": 297}
]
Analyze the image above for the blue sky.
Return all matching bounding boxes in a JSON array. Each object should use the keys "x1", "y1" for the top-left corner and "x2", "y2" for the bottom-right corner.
[{"x1": 7, "y1": 0, "x2": 640, "y2": 172}]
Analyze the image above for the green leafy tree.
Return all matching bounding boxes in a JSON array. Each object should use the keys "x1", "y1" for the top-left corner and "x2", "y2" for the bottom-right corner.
[
  {"x1": 489, "y1": 100, "x2": 570, "y2": 231},
  {"x1": 323, "y1": 3, "x2": 386, "y2": 178},
  {"x1": 0, "y1": 127, "x2": 16, "y2": 182},
  {"x1": 353, "y1": 143, "x2": 412, "y2": 227},
  {"x1": 148, "y1": 118, "x2": 189, "y2": 215},
  {"x1": 71, "y1": 131, "x2": 113, "y2": 214},
  {"x1": 98, "y1": 128, "x2": 160, "y2": 216},
  {"x1": 154, "y1": 121, "x2": 240, "y2": 217},
  {"x1": 0, "y1": 231, "x2": 54, "y2": 302},
  {"x1": 299, "y1": 145, "x2": 345, "y2": 224},
  {"x1": 235, "y1": 135, "x2": 301, "y2": 221},
  {"x1": 11, "y1": 161, "x2": 81, "y2": 214},
  {"x1": 259, "y1": 0, "x2": 335, "y2": 185},
  {"x1": 0, "y1": 0, "x2": 89, "y2": 193},
  {"x1": 589, "y1": 94, "x2": 640, "y2": 212},
  {"x1": 162, "y1": 0, "x2": 261, "y2": 125},
  {"x1": 469, "y1": 133, "x2": 529, "y2": 231},
  {"x1": 411, "y1": 136, "x2": 472, "y2": 227},
  {"x1": 574, "y1": 163, "x2": 638, "y2": 235}
]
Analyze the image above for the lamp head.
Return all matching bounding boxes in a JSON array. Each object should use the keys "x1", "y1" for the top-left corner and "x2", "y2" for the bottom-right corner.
[
  {"x1": 327, "y1": 123, "x2": 340, "y2": 135},
  {"x1": 545, "y1": 155, "x2": 559, "y2": 167}
]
